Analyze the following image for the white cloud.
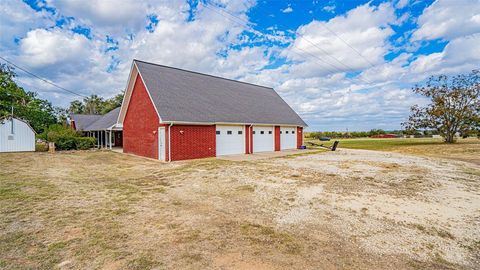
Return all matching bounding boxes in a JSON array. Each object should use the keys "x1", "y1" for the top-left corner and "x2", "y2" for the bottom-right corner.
[
  {"x1": 19, "y1": 29, "x2": 93, "y2": 68},
  {"x1": 7, "y1": 0, "x2": 265, "y2": 104},
  {"x1": 359, "y1": 53, "x2": 412, "y2": 83},
  {"x1": 285, "y1": 2, "x2": 397, "y2": 73},
  {"x1": 322, "y1": 5, "x2": 336, "y2": 13},
  {"x1": 282, "y1": 6, "x2": 293, "y2": 13},
  {"x1": 409, "y1": 33, "x2": 480, "y2": 78},
  {"x1": 412, "y1": 0, "x2": 480, "y2": 41},
  {"x1": 46, "y1": 0, "x2": 159, "y2": 35},
  {"x1": 395, "y1": 0, "x2": 409, "y2": 9},
  {"x1": 0, "y1": 1, "x2": 53, "y2": 52}
]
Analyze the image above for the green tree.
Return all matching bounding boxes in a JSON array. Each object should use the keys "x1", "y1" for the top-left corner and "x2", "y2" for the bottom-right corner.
[
  {"x1": 100, "y1": 92, "x2": 124, "y2": 114},
  {"x1": 402, "y1": 70, "x2": 480, "y2": 143},
  {"x1": 83, "y1": 94, "x2": 104, "y2": 114},
  {"x1": 0, "y1": 64, "x2": 57, "y2": 133},
  {"x1": 69, "y1": 91, "x2": 124, "y2": 115},
  {"x1": 68, "y1": 100, "x2": 85, "y2": 114}
]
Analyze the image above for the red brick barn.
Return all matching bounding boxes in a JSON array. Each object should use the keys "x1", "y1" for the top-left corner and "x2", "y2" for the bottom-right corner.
[{"x1": 117, "y1": 60, "x2": 307, "y2": 161}]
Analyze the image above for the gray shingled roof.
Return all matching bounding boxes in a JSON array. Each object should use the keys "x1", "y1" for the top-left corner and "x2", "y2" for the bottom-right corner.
[
  {"x1": 135, "y1": 60, "x2": 307, "y2": 126},
  {"x1": 70, "y1": 107, "x2": 120, "y2": 131},
  {"x1": 83, "y1": 107, "x2": 121, "y2": 131},
  {"x1": 70, "y1": 114, "x2": 102, "y2": 131}
]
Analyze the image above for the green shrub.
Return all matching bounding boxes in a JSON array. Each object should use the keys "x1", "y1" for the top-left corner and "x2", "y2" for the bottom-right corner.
[
  {"x1": 76, "y1": 137, "x2": 95, "y2": 150},
  {"x1": 54, "y1": 136, "x2": 77, "y2": 150},
  {"x1": 38, "y1": 124, "x2": 95, "y2": 151},
  {"x1": 35, "y1": 143, "x2": 48, "y2": 152}
]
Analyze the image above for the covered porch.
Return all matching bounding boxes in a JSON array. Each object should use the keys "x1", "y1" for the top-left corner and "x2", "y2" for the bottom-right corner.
[{"x1": 86, "y1": 124, "x2": 123, "y2": 149}]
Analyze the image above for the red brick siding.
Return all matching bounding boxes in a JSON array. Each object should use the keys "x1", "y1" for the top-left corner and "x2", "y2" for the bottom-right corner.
[
  {"x1": 245, "y1": 125, "x2": 253, "y2": 154},
  {"x1": 123, "y1": 75, "x2": 159, "y2": 159},
  {"x1": 297, "y1": 126, "x2": 303, "y2": 148},
  {"x1": 274, "y1": 126, "x2": 280, "y2": 151},
  {"x1": 170, "y1": 125, "x2": 216, "y2": 161}
]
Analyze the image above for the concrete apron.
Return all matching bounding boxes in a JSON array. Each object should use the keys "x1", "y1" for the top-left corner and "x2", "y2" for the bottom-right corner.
[{"x1": 216, "y1": 149, "x2": 318, "y2": 161}]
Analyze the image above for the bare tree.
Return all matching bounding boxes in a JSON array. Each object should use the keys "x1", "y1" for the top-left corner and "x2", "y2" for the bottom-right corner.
[{"x1": 402, "y1": 70, "x2": 479, "y2": 143}]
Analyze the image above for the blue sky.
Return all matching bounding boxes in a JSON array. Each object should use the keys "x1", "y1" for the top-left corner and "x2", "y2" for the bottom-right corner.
[{"x1": 1, "y1": 0, "x2": 479, "y2": 131}]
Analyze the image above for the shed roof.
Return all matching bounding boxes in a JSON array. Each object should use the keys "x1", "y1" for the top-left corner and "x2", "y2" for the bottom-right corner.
[
  {"x1": 0, "y1": 116, "x2": 36, "y2": 134},
  {"x1": 134, "y1": 60, "x2": 307, "y2": 126},
  {"x1": 70, "y1": 107, "x2": 120, "y2": 131}
]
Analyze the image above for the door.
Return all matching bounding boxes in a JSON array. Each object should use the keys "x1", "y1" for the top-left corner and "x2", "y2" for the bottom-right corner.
[
  {"x1": 216, "y1": 125, "x2": 244, "y2": 156},
  {"x1": 280, "y1": 127, "x2": 296, "y2": 150},
  {"x1": 253, "y1": 126, "x2": 274, "y2": 152},
  {"x1": 115, "y1": 131, "x2": 123, "y2": 147},
  {"x1": 158, "y1": 127, "x2": 165, "y2": 161}
]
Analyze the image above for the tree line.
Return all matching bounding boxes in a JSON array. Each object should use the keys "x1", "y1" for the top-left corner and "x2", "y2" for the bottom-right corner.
[
  {"x1": 307, "y1": 129, "x2": 399, "y2": 139},
  {"x1": 68, "y1": 93, "x2": 123, "y2": 115}
]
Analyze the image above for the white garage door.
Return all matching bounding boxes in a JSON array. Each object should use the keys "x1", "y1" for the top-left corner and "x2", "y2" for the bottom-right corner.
[
  {"x1": 280, "y1": 126, "x2": 296, "y2": 150},
  {"x1": 216, "y1": 125, "x2": 244, "y2": 156},
  {"x1": 253, "y1": 126, "x2": 274, "y2": 153}
]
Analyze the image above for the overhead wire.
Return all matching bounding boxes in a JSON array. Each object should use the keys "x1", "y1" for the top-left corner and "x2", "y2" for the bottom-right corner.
[
  {"x1": 0, "y1": 56, "x2": 88, "y2": 98},
  {"x1": 202, "y1": 2, "x2": 375, "y2": 86}
]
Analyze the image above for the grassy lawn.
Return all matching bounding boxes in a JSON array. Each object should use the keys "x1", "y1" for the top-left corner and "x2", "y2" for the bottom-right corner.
[
  {"x1": 306, "y1": 137, "x2": 480, "y2": 164},
  {"x1": 0, "y1": 148, "x2": 479, "y2": 269}
]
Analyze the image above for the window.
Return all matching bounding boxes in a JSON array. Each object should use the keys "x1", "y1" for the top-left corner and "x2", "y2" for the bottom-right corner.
[
  {"x1": 260, "y1": 131, "x2": 264, "y2": 134},
  {"x1": 286, "y1": 131, "x2": 289, "y2": 134},
  {"x1": 292, "y1": 131, "x2": 295, "y2": 134},
  {"x1": 268, "y1": 131, "x2": 272, "y2": 134},
  {"x1": 216, "y1": 131, "x2": 220, "y2": 135},
  {"x1": 280, "y1": 131, "x2": 282, "y2": 134},
  {"x1": 253, "y1": 131, "x2": 256, "y2": 134},
  {"x1": 238, "y1": 130, "x2": 243, "y2": 135},
  {"x1": 227, "y1": 130, "x2": 232, "y2": 135}
]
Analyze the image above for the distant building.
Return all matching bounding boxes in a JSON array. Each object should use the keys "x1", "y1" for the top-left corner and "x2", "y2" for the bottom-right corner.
[
  {"x1": 0, "y1": 117, "x2": 35, "y2": 152},
  {"x1": 70, "y1": 107, "x2": 123, "y2": 149}
]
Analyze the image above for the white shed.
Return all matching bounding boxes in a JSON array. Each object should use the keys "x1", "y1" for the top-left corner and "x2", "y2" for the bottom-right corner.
[{"x1": 0, "y1": 117, "x2": 36, "y2": 152}]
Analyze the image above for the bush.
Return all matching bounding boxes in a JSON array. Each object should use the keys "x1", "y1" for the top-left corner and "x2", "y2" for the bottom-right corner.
[
  {"x1": 35, "y1": 143, "x2": 48, "y2": 152},
  {"x1": 54, "y1": 136, "x2": 77, "y2": 150},
  {"x1": 38, "y1": 124, "x2": 95, "y2": 150},
  {"x1": 76, "y1": 137, "x2": 95, "y2": 150}
]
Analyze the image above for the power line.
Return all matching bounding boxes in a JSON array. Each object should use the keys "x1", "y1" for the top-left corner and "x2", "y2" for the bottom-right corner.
[
  {"x1": 207, "y1": 3, "x2": 358, "y2": 73},
  {"x1": 319, "y1": 23, "x2": 376, "y2": 68},
  {"x1": 201, "y1": 3, "x2": 373, "y2": 86},
  {"x1": 0, "y1": 56, "x2": 88, "y2": 98}
]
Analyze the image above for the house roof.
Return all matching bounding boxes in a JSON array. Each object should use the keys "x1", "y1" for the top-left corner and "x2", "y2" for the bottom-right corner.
[
  {"x1": 133, "y1": 60, "x2": 307, "y2": 126},
  {"x1": 70, "y1": 107, "x2": 120, "y2": 131}
]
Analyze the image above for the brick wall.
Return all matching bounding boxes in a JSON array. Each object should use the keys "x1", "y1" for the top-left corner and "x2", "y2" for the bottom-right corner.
[
  {"x1": 170, "y1": 125, "x2": 216, "y2": 161},
  {"x1": 297, "y1": 126, "x2": 303, "y2": 148},
  {"x1": 274, "y1": 126, "x2": 280, "y2": 151},
  {"x1": 123, "y1": 75, "x2": 159, "y2": 159}
]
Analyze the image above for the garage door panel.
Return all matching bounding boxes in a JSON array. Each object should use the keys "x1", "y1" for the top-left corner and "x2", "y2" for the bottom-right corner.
[
  {"x1": 216, "y1": 125, "x2": 244, "y2": 156},
  {"x1": 280, "y1": 127, "x2": 296, "y2": 150},
  {"x1": 253, "y1": 126, "x2": 274, "y2": 152}
]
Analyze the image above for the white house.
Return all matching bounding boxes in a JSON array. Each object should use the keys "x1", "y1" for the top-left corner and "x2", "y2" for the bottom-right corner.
[{"x1": 0, "y1": 117, "x2": 36, "y2": 153}]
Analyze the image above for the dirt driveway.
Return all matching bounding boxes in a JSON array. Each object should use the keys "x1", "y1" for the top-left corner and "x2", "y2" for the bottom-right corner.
[{"x1": 0, "y1": 149, "x2": 479, "y2": 269}]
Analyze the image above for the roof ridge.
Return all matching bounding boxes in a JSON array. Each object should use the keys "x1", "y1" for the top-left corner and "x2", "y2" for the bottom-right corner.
[{"x1": 133, "y1": 59, "x2": 273, "y2": 90}]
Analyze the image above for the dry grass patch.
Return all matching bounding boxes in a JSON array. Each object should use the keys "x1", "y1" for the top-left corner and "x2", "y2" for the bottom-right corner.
[{"x1": 0, "y1": 148, "x2": 478, "y2": 269}]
